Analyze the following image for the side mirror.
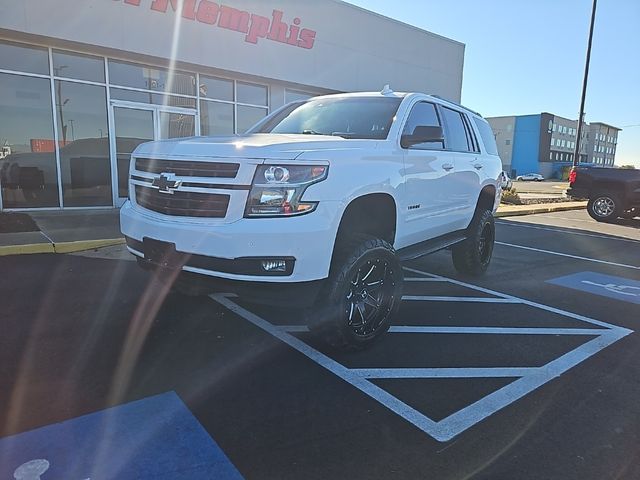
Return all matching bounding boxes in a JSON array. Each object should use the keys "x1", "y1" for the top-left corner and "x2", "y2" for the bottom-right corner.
[{"x1": 401, "y1": 125, "x2": 445, "y2": 148}]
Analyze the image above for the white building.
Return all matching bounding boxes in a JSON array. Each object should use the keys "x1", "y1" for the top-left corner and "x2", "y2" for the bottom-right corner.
[{"x1": 0, "y1": 0, "x2": 465, "y2": 210}]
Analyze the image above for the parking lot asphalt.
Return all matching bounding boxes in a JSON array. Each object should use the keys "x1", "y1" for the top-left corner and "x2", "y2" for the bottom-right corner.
[{"x1": 1, "y1": 210, "x2": 639, "y2": 479}]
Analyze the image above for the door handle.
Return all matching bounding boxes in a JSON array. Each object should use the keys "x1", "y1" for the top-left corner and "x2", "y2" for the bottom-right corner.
[
  {"x1": 442, "y1": 163, "x2": 454, "y2": 171},
  {"x1": 473, "y1": 163, "x2": 483, "y2": 170}
]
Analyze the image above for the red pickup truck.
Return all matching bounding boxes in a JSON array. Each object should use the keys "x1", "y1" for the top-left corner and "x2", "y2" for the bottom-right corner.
[{"x1": 567, "y1": 166, "x2": 640, "y2": 222}]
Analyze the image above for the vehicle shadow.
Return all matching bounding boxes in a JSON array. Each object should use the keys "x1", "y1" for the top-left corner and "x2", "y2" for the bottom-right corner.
[{"x1": 610, "y1": 217, "x2": 640, "y2": 229}]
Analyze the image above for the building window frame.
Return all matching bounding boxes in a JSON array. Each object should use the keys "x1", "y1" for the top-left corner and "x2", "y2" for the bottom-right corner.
[{"x1": 0, "y1": 38, "x2": 274, "y2": 210}]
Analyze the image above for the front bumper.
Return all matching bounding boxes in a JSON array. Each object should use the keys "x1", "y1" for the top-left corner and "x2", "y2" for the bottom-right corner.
[{"x1": 120, "y1": 200, "x2": 342, "y2": 283}]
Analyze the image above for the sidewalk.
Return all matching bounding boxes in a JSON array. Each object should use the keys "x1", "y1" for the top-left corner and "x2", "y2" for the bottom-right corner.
[
  {"x1": 0, "y1": 209, "x2": 123, "y2": 256},
  {"x1": 495, "y1": 200, "x2": 587, "y2": 218},
  {"x1": 0, "y1": 201, "x2": 587, "y2": 256}
]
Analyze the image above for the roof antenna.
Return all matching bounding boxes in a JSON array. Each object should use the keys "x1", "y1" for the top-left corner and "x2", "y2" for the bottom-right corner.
[{"x1": 381, "y1": 84, "x2": 394, "y2": 95}]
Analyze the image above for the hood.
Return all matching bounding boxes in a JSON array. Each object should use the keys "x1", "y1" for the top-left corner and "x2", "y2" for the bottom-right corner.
[{"x1": 133, "y1": 133, "x2": 374, "y2": 161}]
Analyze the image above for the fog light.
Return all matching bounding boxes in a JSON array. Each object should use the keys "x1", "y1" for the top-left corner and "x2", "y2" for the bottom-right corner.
[{"x1": 261, "y1": 260, "x2": 287, "y2": 272}]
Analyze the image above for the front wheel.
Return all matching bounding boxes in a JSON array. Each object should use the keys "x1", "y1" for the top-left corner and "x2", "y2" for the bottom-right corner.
[
  {"x1": 452, "y1": 209, "x2": 495, "y2": 276},
  {"x1": 587, "y1": 193, "x2": 622, "y2": 222},
  {"x1": 312, "y1": 235, "x2": 403, "y2": 351}
]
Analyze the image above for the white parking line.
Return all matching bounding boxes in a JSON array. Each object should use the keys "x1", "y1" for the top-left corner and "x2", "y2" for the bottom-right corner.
[
  {"x1": 354, "y1": 367, "x2": 541, "y2": 378},
  {"x1": 496, "y1": 221, "x2": 640, "y2": 244},
  {"x1": 276, "y1": 325, "x2": 310, "y2": 332},
  {"x1": 495, "y1": 241, "x2": 640, "y2": 271},
  {"x1": 211, "y1": 269, "x2": 633, "y2": 442},
  {"x1": 211, "y1": 293, "x2": 441, "y2": 434},
  {"x1": 437, "y1": 329, "x2": 628, "y2": 440},
  {"x1": 401, "y1": 296, "x2": 520, "y2": 303},
  {"x1": 402, "y1": 267, "x2": 441, "y2": 278},
  {"x1": 388, "y1": 326, "x2": 606, "y2": 335},
  {"x1": 405, "y1": 277, "x2": 450, "y2": 282},
  {"x1": 405, "y1": 266, "x2": 628, "y2": 329}
]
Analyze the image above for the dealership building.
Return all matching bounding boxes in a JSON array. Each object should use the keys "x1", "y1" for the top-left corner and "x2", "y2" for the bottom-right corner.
[
  {"x1": 0, "y1": 0, "x2": 465, "y2": 211},
  {"x1": 487, "y1": 113, "x2": 621, "y2": 179}
]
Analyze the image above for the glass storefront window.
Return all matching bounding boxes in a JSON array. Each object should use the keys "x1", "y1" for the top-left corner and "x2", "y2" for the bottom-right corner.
[
  {"x1": 159, "y1": 112, "x2": 195, "y2": 140},
  {"x1": 237, "y1": 82, "x2": 268, "y2": 106},
  {"x1": 108, "y1": 60, "x2": 196, "y2": 96},
  {"x1": 52, "y1": 50, "x2": 105, "y2": 83},
  {"x1": 0, "y1": 73, "x2": 59, "y2": 208},
  {"x1": 110, "y1": 88, "x2": 196, "y2": 109},
  {"x1": 54, "y1": 81, "x2": 112, "y2": 207},
  {"x1": 200, "y1": 76, "x2": 233, "y2": 102},
  {"x1": 285, "y1": 89, "x2": 315, "y2": 103},
  {"x1": 0, "y1": 42, "x2": 278, "y2": 210},
  {"x1": 113, "y1": 108, "x2": 154, "y2": 198},
  {"x1": 0, "y1": 41, "x2": 49, "y2": 75},
  {"x1": 237, "y1": 105, "x2": 268, "y2": 133},
  {"x1": 200, "y1": 101, "x2": 234, "y2": 136}
]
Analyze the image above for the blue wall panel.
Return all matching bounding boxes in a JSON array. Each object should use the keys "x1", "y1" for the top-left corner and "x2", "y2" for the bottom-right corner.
[{"x1": 512, "y1": 115, "x2": 541, "y2": 175}]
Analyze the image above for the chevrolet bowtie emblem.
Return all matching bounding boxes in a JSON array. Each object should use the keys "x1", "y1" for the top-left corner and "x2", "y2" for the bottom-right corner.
[{"x1": 151, "y1": 173, "x2": 182, "y2": 194}]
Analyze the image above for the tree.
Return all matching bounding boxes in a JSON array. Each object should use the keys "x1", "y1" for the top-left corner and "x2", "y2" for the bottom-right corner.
[{"x1": 619, "y1": 165, "x2": 636, "y2": 169}]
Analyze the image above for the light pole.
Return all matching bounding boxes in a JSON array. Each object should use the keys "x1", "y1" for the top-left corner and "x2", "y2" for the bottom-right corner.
[
  {"x1": 572, "y1": 0, "x2": 597, "y2": 168},
  {"x1": 53, "y1": 65, "x2": 69, "y2": 144}
]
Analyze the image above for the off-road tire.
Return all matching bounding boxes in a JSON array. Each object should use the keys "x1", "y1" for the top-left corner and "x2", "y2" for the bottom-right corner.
[
  {"x1": 452, "y1": 209, "x2": 495, "y2": 276},
  {"x1": 311, "y1": 234, "x2": 403, "y2": 351},
  {"x1": 587, "y1": 192, "x2": 622, "y2": 222}
]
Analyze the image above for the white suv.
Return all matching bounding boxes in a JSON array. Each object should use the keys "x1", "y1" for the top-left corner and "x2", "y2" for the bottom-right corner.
[{"x1": 121, "y1": 89, "x2": 502, "y2": 349}]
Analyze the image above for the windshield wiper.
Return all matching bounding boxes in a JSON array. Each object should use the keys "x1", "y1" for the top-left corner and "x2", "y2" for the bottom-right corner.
[
  {"x1": 331, "y1": 132, "x2": 358, "y2": 138},
  {"x1": 301, "y1": 129, "x2": 356, "y2": 138}
]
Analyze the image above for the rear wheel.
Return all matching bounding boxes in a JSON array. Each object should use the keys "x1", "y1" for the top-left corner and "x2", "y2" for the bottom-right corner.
[
  {"x1": 452, "y1": 209, "x2": 495, "y2": 276},
  {"x1": 311, "y1": 234, "x2": 403, "y2": 350},
  {"x1": 587, "y1": 193, "x2": 622, "y2": 222}
]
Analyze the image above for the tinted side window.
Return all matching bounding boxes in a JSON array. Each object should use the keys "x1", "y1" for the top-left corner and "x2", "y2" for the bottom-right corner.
[
  {"x1": 441, "y1": 107, "x2": 471, "y2": 152},
  {"x1": 473, "y1": 117, "x2": 499, "y2": 155},
  {"x1": 402, "y1": 102, "x2": 443, "y2": 150},
  {"x1": 461, "y1": 113, "x2": 480, "y2": 153}
]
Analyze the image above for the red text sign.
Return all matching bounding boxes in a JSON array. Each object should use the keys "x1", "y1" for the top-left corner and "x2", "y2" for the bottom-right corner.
[{"x1": 119, "y1": 0, "x2": 317, "y2": 49}]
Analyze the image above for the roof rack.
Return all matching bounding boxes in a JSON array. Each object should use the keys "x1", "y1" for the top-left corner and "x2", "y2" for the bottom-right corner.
[{"x1": 430, "y1": 94, "x2": 482, "y2": 117}]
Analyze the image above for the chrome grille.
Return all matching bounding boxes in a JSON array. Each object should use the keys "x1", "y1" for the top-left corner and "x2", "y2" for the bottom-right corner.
[
  {"x1": 135, "y1": 158, "x2": 240, "y2": 178},
  {"x1": 135, "y1": 185, "x2": 230, "y2": 218}
]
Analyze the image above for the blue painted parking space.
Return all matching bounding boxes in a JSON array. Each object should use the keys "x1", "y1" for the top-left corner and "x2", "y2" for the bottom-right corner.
[
  {"x1": 548, "y1": 271, "x2": 640, "y2": 305},
  {"x1": 0, "y1": 392, "x2": 242, "y2": 480}
]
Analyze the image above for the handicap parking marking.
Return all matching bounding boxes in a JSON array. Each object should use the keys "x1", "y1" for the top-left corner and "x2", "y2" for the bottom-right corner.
[
  {"x1": 0, "y1": 392, "x2": 242, "y2": 480},
  {"x1": 548, "y1": 271, "x2": 640, "y2": 305},
  {"x1": 211, "y1": 267, "x2": 633, "y2": 442}
]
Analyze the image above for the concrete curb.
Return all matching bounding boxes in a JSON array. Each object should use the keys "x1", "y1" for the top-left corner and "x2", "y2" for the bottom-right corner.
[
  {"x1": 0, "y1": 202, "x2": 588, "y2": 256},
  {"x1": 495, "y1": 202, "x2": 587, "y2": 218},
  {"x1": 0, "y1": 238, "x2": 125, "y2": 257},
  {"x1": 0, "y1": 243, "x2": 55, "y2": 256}
]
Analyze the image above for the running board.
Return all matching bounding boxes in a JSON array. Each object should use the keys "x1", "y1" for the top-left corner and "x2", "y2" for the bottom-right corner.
[{"x1": 397, "y1": 231, "x2": 467, "y2": 262}]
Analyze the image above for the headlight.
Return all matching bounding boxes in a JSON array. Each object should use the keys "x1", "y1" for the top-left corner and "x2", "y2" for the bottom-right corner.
[{"x1": 245, "y1": 165, "x2": 328, "y2": 217}]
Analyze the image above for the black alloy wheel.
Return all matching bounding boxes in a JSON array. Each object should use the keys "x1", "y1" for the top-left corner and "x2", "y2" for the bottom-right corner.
[
  {"x1": 477, "y1": 220, "x2": 495, "y2": 266},
  {"x1": 452, "y1": 209, "x2": 495, "y2": 276},
  {"x1": 345, "y1": 257, "x2": 396, "y2": 338},
  {"x1": 312, "y1": 234, "x2": 403, "y2": 350}
]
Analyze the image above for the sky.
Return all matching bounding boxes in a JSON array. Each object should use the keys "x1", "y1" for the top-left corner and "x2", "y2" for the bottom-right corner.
[{"x1": 346, "y1": 0, "x2": 640, "y2": 167}]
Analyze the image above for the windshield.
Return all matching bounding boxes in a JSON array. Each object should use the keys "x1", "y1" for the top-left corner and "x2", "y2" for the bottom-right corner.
[{"x1": 250, "y1": 96, "x2": 402, "y2": 139}]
